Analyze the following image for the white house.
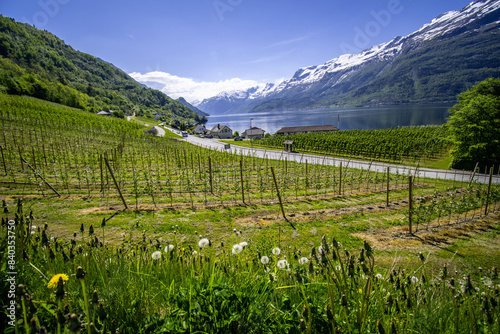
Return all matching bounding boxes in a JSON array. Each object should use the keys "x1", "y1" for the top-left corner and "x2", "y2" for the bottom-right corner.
[
  {"x1": 242, "y1": 127, "x2": 265, "y2": 139},
  {"x1": 210, "y1": 124, "x2": 233, "y2": 139},
  {"x1": 193, "y1": 124, "x2": 206, "y2": 135}
]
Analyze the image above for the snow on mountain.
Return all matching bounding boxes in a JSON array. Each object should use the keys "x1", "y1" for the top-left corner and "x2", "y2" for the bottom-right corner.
[
  {"x1": 410, "y1": 0, "x2": 500, "y2": 42},
  {"x1": 198, "y1": 0, "x2": 500, "y2": 114}
]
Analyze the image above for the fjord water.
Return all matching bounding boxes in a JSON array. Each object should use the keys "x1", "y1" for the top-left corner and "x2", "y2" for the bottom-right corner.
[{"x1": 205, "y1": 103, "x2": 454, "y2": 134}]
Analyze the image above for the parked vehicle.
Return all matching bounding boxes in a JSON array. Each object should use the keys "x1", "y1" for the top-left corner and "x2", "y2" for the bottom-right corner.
[
  {"x1": 234, "y1": 137, "x2": 243, "y2": 141},
  {"x1": 182, "y1": 131, "x2": 188, "y2": 137}
]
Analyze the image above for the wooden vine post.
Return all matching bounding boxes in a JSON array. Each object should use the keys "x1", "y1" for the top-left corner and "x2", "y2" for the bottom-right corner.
[
  {"x1": 468, "y1": 162, "x2": 479, "y2": 187},
  {"x1": 208, "y1": 156, "x2": 213, "y2": 194},
  {"x1": 104, "y1": 157, "x2": 128, "y2": 210},
  {"x1": 484, "y1": 166, "x2": 494, "y2": 215},
  {"x1": 339, "y1": 161, "x2": 343, "y2": 195},
  {"x1": 386, "y1": 167, "x2": 390, "y2": 207},
  {"x1": 408, "y1": 175, "x2": 413, "y2": 234},
  {"x1": 240, "y1": 159, "x2": 245, "y2": 204},
  {"x1": 21, "y1": 157, "x2": 61, "y2": 197},
  {"x1": 0, "y1": 145, "x2": 7, "y2": 175},
  {"x1": 100, "y1": 154, "x2": 104, "y2": 192},
  {"x1": 270, "y1": 166, "x2": 296, "y2": 230}
]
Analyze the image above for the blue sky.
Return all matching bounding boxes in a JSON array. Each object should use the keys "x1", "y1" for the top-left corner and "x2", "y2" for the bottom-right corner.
[{"x1": 1, "y1": 0, "x2": 473, "y2": 102}]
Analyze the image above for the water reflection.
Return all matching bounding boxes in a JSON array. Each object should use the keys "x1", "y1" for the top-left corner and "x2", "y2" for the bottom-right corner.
[{"x1": 205, "y1": 103, "x2": 454, "y2": 134}]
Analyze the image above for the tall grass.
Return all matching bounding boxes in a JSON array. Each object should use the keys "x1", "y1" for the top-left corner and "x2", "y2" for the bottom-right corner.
[{"x1": 1, "y1": 201, "x2": 499, "y2": 333}]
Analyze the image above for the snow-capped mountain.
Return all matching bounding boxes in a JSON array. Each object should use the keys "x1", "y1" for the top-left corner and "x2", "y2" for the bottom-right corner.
[{"x1": 198, "y1": 0, "x2": 500, "y2": 114}]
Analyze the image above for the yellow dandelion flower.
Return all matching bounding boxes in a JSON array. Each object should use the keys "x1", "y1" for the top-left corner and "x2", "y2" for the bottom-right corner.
[{"x1": 47, "y1": 274, "x2": 69, "y2": 289}]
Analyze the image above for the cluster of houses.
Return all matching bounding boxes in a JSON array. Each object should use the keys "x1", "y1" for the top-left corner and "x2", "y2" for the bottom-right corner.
[
  {"x1": 98, "y1": 109, "x2": 340, "y2": 139},
  {"x1": 193, "y1": 124, "x2": 339, "y2": 139}
]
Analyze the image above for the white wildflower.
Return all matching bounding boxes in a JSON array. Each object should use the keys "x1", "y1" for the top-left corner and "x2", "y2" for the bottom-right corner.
[
  {"x1": 277, "y1": 259, "x2": 289, "y2": 269},
  {"x1": 411, "y1": 276, "x2": 419, "y2": 285},
  {"x1": 261, "y1": 256, "x2": 270, "y2": 265},
  {"x1": 376, "y1": 274, "x2": 384, "y2": 280},
  {"x1": 239, "y1": 241, "x2": 248, "y2": 248},
  {"x1": 198, "y1": 238, "x2": 210, "y2": 248},
  {"x1": 192, "y1": 251, "x2": 198, "y2": 256},
  {"x1": 232, "y1": 244, "x2": 243, "y2": 254},
  {"x1": 299, "y1": 257, "x2": 309, "y2": 265},
  {"x1": 164, "y1": 244, "x2": 174, "y2": 252},
  {"x1": 151, "y1": 251, "x2": 161, "y2": 260},
  {"x1": 272, "y1": 247, "x2": 281, "y2": 256}
]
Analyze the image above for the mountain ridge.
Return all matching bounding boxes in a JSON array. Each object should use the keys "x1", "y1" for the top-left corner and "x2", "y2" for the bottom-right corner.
[{"x1": 197, "y1": 0, "x2": 500, "y2": 115}]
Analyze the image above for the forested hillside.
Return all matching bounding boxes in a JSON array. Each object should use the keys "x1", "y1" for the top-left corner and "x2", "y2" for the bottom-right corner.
[{"x1": 0, "y1": 15, "x2": 206, "y2": 124}]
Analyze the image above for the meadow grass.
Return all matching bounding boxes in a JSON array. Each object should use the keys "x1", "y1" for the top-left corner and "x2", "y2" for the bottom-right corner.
[{"x1": 2, "y1": 202, "x2": 499, "y2": 333}]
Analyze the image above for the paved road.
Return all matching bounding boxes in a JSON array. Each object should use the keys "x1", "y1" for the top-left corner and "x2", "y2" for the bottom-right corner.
[
  {"x1": 161, "y1": 128, "x2": 499, "y2": 185},
  {"x1": 155, "y1": 124, "x2": 166, "y2": 137}
]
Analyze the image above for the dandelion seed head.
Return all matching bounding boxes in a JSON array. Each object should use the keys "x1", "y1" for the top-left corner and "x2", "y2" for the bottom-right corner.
[
  {"x1": 277, "y1": 259, "x2": 288, "y2": 269},
  {"x1": 232, "y1": 244, "x2": 243, "y2": 254},
  {"x1": 198, "y1": 238, "x2": 210, "y2": 248},
  {"x1": 192, "y1": 251, "x2": 198, "y2": 256},
  {"x1": 272, "y1": 247, "x2": 281, "y2": 256},
  {"x1": 239, "y1": 241, "x2": 248, "y2": 248},
  {"x1": 151, "y1": 251, "x2": 161, "y2": 260},
  {"x1": 411, "y1": 276, "x2": 419, "y2": 284},
  {"x1": 299, "y1": 257, "x2": 309, "y2": 265},
  {"x1": 376, "y1": 274, "x2": 384, "y2": 279},
  {"x1": 165, "y1": 244, "x2": 174, "y2": 252},
  {"x1": 261, "y1": 256, "x2": 270, "y2": 265}
]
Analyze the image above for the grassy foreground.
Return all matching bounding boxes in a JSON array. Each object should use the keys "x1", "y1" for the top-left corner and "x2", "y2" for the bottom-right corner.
[{"x1": 1, "y1": 200, "x2": 499, "y2": 333}]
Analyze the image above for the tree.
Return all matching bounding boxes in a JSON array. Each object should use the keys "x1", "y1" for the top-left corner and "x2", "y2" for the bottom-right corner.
[{"x1": 446, "y1": 78, "x2": 500, "y2": 170}]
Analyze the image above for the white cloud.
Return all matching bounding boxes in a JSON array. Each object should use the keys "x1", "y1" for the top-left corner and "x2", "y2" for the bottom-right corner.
[{"x1": 128, "y1": 71, "x2": 260, "y2": 104}]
